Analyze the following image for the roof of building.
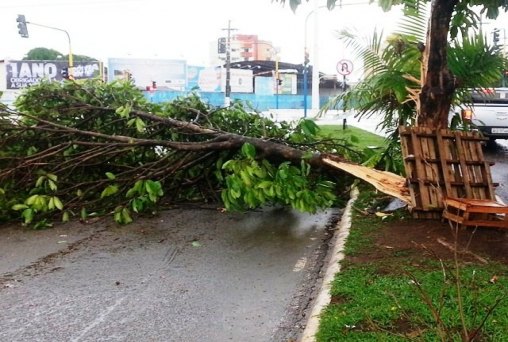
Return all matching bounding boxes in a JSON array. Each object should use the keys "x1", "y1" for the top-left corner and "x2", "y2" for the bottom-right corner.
[{"x1": 228, "y1": 60, "x2": 310, "y2": 76}]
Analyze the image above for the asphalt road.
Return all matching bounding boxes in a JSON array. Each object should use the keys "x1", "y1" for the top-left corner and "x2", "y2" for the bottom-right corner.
[
  {"x1": 0, "y1": 206, "x2": 339, "y2": 342},
  {"x1": 484, "y1": 139, "x2": 508, "y2": 202}
]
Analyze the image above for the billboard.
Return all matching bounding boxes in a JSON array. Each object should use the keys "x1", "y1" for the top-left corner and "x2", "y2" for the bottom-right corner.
[
  {"x1": 108, "y1": 58, "x2": 187, "y2": 91},
  {"x1": 220, "y1": 68, "x2": 253, "y2": 93},
  {"x1": 254, "y1": 74, "x2": 297, "y2": 95},
  {"x1": 278, "y1": 73, "x2": 297, "y2": 95},
  {"x1": 4, "y1": 60, "x2": 101, "y2": 89},
  {"x1": 191, "y1": 67, "x2": 253, "y2": 93},
  {"x1": 197, "y1": 66, "x2": 222, "y2": 92},
  {"x1": 187, "y1": 65, "x2": 204, "y2": 91}
]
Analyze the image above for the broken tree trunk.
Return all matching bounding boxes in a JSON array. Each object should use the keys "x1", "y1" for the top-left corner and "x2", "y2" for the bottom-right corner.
[
  {"x1": 418, "y1": 0, "x2": 458, "y2": 128},
  {"x1": 323, "y1": 156, "x2": 412, "y2": 205}
]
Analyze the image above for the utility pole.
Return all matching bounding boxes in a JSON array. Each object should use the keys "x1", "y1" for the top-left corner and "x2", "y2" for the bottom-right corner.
[{"x1": 222, "y1": 20, "x2": 237, "y2": 107}]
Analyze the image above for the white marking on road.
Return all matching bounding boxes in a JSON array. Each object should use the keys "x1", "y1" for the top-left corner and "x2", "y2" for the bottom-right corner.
[
  {"x1": 70, "y1": 295, "x2": 127, "y2": 342},
  {"x1": 293, "y1": 257, "x2": 307, "y2": 272}
]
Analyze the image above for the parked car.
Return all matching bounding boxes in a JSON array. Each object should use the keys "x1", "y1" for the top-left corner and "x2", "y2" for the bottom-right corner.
[{"x1": 452, "y1": 88, "x2": 508, "y2": 142}]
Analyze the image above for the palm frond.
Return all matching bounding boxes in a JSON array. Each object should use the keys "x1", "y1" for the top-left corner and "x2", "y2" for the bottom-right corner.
[{"x1": 337, "y1": 28, "x2": 392, "y2": 78}]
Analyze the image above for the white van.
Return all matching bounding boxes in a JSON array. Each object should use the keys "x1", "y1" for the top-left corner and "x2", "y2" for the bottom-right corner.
[{"x1": 453, "y1": 88, "x2": 508, "y2": 141}]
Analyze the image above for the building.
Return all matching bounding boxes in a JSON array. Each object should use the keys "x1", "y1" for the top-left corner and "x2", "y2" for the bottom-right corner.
[{"x1": 210, "y1": 34, "x2": 277, "y2": 66}]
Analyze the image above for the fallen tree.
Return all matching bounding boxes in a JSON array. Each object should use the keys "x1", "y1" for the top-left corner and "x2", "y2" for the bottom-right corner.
[{"x1": 1, "y1": 80, "x2": 409, "y2": 227}]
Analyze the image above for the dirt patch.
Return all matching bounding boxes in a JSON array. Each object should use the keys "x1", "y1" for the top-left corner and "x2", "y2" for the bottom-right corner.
[{"x1": 371, "y1": 218, "x2": 508, "y2": 265}]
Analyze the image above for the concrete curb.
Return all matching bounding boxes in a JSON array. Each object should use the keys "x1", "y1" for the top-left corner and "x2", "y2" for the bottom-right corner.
[{"x1": 300, "y1": 186, "x2": 359, "y2": 341}]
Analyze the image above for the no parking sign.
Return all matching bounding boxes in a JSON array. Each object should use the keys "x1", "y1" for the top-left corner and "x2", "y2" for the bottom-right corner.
[{"x1": 337, "y1": 59, "x2": 353, "y2": 76}]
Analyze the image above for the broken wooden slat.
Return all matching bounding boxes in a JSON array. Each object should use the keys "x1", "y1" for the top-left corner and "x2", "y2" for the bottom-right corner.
[
  {"x1": 443, "y1": 197, "x2": 508, "y2": 229},
  {"x1": 322, "y1": 158, "x2": 412, "y2": 205}
]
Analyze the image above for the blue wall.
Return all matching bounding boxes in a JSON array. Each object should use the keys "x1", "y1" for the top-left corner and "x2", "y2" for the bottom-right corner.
[{"x1": 144, "y1": 90, "x2": 336, "y2": 111}]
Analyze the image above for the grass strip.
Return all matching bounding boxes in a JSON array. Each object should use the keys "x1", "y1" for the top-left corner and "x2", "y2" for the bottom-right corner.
[
  {"x1": 318, "y1": 125, "x2": 387, "y2": 151},
  {"x1": 316, "y1": 187, "x2": 508, "y2": 341}
]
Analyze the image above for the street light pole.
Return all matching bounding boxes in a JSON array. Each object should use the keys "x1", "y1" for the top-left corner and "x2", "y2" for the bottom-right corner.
[
  {"x1": 23, "y1": 20, "x2": 74, "y2": 79},
  {"x1": 303, "y1": 48, "x2": 309, "y2": 118},
  {"x1": 311, "y1": 0, "x2": 320, "y2": 112},
  {"x1": 303, "y1": 4, "x2": 326, "y2": 117},
  {"x1": 303, "y1": 1, "x2": 371, "y2": 117},
  {"x1": 275, "y1": 54, "x2": 280, "y2": 109}
]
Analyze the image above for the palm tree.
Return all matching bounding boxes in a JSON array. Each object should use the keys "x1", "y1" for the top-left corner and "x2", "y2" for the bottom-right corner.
[{"x1": 324, "y1": 4, "x2": 506, "y2": 172}]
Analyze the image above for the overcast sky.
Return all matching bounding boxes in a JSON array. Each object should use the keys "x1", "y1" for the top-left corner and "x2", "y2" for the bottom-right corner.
[{"x1": 1, "y1": 0, "x2": 507, "y2": 77}]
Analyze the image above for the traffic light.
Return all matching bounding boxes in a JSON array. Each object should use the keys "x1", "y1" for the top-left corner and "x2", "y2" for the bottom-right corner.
[
  {"x1": 277, "y1": 79, "x2": 282, "y2": 86},
  {"x1": 16, "y1": 14, "x2": 29, "y2": 38},
  {"x1": 218, "y1": 37, "x2": 226, "y2": 54},
  {"x1": 304, "y1": 48, "x2": 310, "y2": 65},
  {"x1": 493, "y1": 29, "x2": 500, "y2": 45},
  {"x1": 61, "y1": 67, "x2": 69, "y2": 79}
]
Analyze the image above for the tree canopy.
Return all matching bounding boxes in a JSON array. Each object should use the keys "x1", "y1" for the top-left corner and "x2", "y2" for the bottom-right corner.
[
  {"x1": 24, "y1": 47, "x2": 62, "y2": 60},
  {"x1": 279, "y1": 0, "x2": 508, "y2": 128},
  {"x1": 23, "y1": 47, "x2": 97, "y2": 62},
  {"x1": 0, "y1": 80, "x2": 362, "y2": 227}
]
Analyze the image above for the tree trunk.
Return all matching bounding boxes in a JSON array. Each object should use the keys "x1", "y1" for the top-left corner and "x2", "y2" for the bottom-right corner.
[{"x1": 418, "y1": 0, "x2": 458, "y2": 128}]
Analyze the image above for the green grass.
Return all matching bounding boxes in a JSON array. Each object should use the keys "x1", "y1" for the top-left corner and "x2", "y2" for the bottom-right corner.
[
  {"x1": 318, "y1": 125, "x2": 387, "y2": 151},
  {"x1": 316, "y1": 187, "x2": 508, "y2": 342}
]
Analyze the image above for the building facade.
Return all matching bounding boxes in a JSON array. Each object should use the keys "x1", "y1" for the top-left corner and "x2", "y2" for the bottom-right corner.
[{"x1": 210, "y1": 34, "x2": 276, "y2": 66}]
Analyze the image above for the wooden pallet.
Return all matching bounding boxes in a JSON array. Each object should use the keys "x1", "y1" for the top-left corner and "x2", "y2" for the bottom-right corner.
[
  {"x1": 399, "y1": 126, "x2": 496, "y2": 219},
  {"x1": 443, "y1": 197, "x2": 508, "y2": 229}
]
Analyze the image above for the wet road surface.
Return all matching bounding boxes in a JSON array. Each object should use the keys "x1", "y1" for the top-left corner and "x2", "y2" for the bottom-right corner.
[
  {"x1": 0, "y1": 206, "x2": 338, "y2": 342},
  {"x1": 484, "y1": 139, "x2": 508, "y2": 202}
]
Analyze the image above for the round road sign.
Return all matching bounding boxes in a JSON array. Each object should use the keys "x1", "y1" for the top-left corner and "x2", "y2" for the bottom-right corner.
[{"x1": 337, "y1": 59, "x2": 353, "y2": 75}]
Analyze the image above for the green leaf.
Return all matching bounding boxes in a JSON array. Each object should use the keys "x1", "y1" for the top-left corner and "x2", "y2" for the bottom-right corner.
[
  {"x1": 300, "y1": 119, "x2": 319, "y2": 136},
  {"x1": 33, "y1": 196, "x2": 47, "y2": 211},
  {"x1": 135, "y1": 117, "x2": 146, "y2": 133},
  {"x1": 12, "y1": 204, "x2": 29, "y2": 211},
  {"x1": 134, "y1": 180, "x2": 144, "y2": 193},
  {"x1": 240, "y1": 170, "x2": 252, "y2": 186},
  {"x1": 230, "y1": 188, "x2": 241, "y2": 199},
  {"x1": 47, "y1": 179, "x2": 57, "y2": 191},
  {"x1": 121, "y1": 207, "x2": 133, "y2": 224},
  {"x1": 35, "y1": 176, "x2": 45, "y2": 188},
  {"x1": 0, "y1": 187, "x2": 4, "y2": 196},
  {"x1": 62, "y1": 211, "x2": 70, "y2": 222},
  {"x1": 46, "y1": 173, "x2": 58, "y2": 182},
  {"x1": 25, "y1": 194, "x2": 39, "y2": 205},
  {"x1": 114, "y1": 210, "x2": 122, "y2": 223},
  {"x1": 126, "y1": 187, "x2": 138, "y2": 198},
  {"x1": 101, "y1": 185, "x2": 119, "y2": 198},
  {"x1": 241, "y1": 143, "x2": 256, "y2": 159},
  {"x1": 131, "y1": 197, "x2": 146, "y2": 213},
  {"x1": 53, "y1": 196, "x2": 64, "y2": 210},
  {"x1": 105, "y1": 172, "x2": 116, "y2": 180},
  {"x1": 22, "y1": 208, "x2": 34, "y2": 224},
  {"x1": 115, "y1": 104, "x2": 131, "y2": 118},
  {"x1": 256, "y1": 181, "x2": 272, "y2": 189},
  {"x1": 145, "y1": 180, "x2": 162, "y2": 196},
  {"x1": 222, "y1": 160, "x2": 233, "y2": 170},
  {"x1": 80, "y1": 207, "x2": 87, "y2": 220},
  {"x1": 48, "y1": 196, "x2": 55, "y2": 210}
]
